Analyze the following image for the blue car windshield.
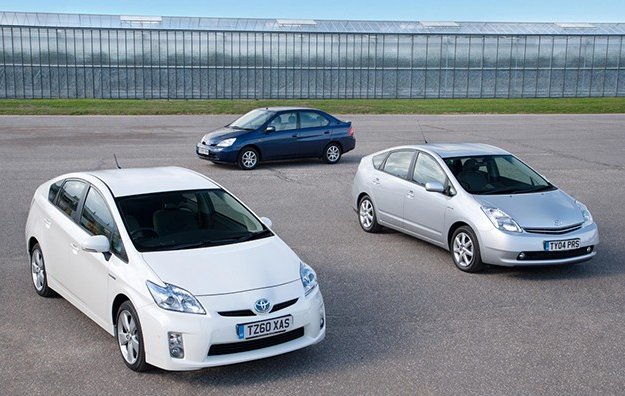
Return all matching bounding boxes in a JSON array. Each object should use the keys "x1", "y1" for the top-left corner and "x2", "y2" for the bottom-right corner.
[
  {"x1": 443, "y1": 155, "x2": 555, "y2": 195},
  {"x1": 229, "y1": 109, "x2": 275, "y2": 130}
]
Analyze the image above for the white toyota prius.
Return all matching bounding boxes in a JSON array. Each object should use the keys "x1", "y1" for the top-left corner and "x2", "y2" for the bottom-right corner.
[{"x1": 25, "y1": 167, "x2": 325, "y2": 371}]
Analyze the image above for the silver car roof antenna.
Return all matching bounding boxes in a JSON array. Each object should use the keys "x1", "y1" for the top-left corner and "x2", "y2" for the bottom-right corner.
[{"x1": 417, "y1": 121, "x2": 428, "y2": 144}]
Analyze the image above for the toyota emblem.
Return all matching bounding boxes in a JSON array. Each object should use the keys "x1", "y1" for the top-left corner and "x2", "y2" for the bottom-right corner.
[{"x1": 254, "y1": 298, "x2": 272, "y2": 314}]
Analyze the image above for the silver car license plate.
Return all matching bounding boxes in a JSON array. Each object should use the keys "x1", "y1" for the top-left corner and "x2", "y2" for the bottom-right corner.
[
  {"x1": 236, "y1": 315, "x2": 293, "y2": 340},
  {"x1": 544, "y1": 238, "x2": 581, "y2": 251}
]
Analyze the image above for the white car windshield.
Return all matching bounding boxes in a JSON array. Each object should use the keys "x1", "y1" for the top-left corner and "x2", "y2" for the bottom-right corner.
[
  {"x1": 444, "y1": 155, "x2": 555, "y2": 195},
  {"x1": 116, "y1": 189, "x2": 272, "y2": 252},
  {"x1": 229, "y1": 109, "x2": 275, "y2": 130}
]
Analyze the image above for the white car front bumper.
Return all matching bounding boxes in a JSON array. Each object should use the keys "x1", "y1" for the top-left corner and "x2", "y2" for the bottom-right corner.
[{"x1": 138, "y1": 281, "x2": 325, "y2": 371}]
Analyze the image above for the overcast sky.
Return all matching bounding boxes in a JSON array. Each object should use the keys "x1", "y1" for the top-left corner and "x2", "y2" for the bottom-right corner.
[{"x1": 2, "y1": 0, "x2": 624, "y2": 23}]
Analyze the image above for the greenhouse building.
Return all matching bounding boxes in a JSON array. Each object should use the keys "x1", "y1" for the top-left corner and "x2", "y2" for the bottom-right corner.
[{"x1": 1, "y1": 11, "x2": 624, "y2": 99}]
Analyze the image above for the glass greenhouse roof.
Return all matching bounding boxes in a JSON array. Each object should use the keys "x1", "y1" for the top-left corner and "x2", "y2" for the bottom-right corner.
[{"x1": 1, "y1": 11, "x2": 625, "y2": 35}]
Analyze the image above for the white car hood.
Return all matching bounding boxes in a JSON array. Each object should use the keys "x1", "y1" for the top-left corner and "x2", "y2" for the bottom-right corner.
[{"x1": 141, "y1": 236, "x2": 301, "y2": 296}]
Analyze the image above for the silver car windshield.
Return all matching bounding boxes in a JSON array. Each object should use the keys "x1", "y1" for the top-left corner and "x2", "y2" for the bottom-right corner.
[
  {"x1": 443, "y1": 155, "x2": 555, "y2": 195},
  {"x1": 229, "y1": 109, "x2": 275, "y2": 130},
  {"x1": 116, "y1": 189, "x2": 272, "y2": 252}
]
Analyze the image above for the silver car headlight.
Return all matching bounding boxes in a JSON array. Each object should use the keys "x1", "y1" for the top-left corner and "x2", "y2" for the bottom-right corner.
[
  {"x1": 216, "y1": 138, "x2": 236, "y2": 147},
  {"x1": 300, "y1": 262, "x2": 318, "y2": 296},
  {"x1": 481, "y1": 206, "x2": 522, "y2": 233},
  {"x1": 575, "y1": 200, "x2": 593, "y2": 226},
  {"x1": 146, "y1": 281, "x2": 206, "y2": 314}
]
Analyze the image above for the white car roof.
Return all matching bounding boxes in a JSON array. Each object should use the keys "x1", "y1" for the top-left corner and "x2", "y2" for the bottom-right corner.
[
  {"x1": 388, "y1": 143, "x2": 510, "y2": 158},
  {"x1": 86, "y1": 166, "x2": 219, "y2": 197}
]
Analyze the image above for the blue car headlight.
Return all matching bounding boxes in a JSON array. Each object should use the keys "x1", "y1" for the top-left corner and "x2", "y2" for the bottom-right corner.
[
  {"x1": 481, "y1": 206, "x2": 522, "y2": 233},
  {"x1": 217, "y1": 138, "x2": 236, "y2": 147},
  {"x1": 300, "y1": 262, "x2": 318, "y2": 296},
  {"x1": 575, "y1": 200, "x2": 593, "y2": 226}
]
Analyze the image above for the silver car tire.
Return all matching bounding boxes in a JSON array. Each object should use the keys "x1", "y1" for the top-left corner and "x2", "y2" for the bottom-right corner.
[
  {"x1": 116, "y1": 301, "x2": 149, "y2": 372},
  {"x1": 451, "y1": 226, "x2": 484, "y2": 273},
  {"x1": 323, "y1": 143, "x2": 342, "y2": 164},
  {"x1": 30, "y1": 243, "x2": 56, "y2": 297},
  {"x1": 359, "y1": 196, "x2": 381, "y2": 233},
  {"x1": 238, "y1": 147, "x2": 259, "y2": 170}
]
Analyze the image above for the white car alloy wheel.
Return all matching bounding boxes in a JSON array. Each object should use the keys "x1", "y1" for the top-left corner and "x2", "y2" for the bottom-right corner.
[
  {"x1": 117, "y1": 309, "x2": 139, "y2": 365},
  {"x1": 325, "y1": 144, "x2": 341, "y2": 163},
  {"x1": 116, "y1": 302, "x2": 148, "y2": 371},
  {"x1": 31, "y1": 248, "x2": 45, "y2": 292},
  {"x1": 29, "y1": 243, "x2": 54, "y2": 297}
]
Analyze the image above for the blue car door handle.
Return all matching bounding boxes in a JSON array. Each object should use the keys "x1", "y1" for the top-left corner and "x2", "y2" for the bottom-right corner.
[
  {"x1": 292, "y1": 133, "x2": 298, "y2": 138},
  {"x1": 323, "y1": 130, "x2": 330, "y2": 135}
]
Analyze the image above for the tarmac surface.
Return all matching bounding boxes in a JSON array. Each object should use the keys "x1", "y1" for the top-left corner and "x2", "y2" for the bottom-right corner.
[{"x1": 1, "y1": 114, "x2": 625, "y2": 395}]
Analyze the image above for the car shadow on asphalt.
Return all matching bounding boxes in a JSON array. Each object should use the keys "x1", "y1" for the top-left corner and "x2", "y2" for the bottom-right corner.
[
  {"x1": 484, "y1": 245, "x2": 620, "y2": 281},
  {"x1": 207, "y1": 155, "x2": 364, "y2": 171}
]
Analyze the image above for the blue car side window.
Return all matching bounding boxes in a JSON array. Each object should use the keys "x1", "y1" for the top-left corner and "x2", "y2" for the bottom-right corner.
[{"x1": 268, "y1": 112, "x2": 298, "y2": 131}]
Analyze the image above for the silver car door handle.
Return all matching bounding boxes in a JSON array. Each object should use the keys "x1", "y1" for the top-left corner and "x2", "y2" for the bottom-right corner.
[
  {"x1": 407, "y1": 190, "x2": 415, "y2": 198},
  {"x1": 372, "y1": 177, "x2": 380, "y2": 185},
  {"x1": 43, "y1": 218, "x2": 52, "y2": 229}
]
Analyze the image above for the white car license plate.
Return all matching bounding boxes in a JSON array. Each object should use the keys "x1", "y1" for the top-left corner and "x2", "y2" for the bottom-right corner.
[
  {"x1": 544, "y1": 238, "x2": 581, "y2": 251},
  {"x1": 236, "y1": 315, "x2": 293, "y2": 340},
  {"x1": 198, "y1": 146, "x2": 209, "y2": 155}
]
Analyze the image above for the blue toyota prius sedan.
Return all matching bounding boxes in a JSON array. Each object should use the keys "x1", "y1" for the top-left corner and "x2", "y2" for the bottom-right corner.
[{"x1": 196, "y1": 107, "x2": 356, "y2": 170}]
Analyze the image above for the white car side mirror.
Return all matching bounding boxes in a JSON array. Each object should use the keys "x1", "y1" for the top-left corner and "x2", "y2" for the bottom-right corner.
[
  {"x1": 260, "y1": 217, "x2": 273, "y2": 228},
  {"x1": 81, "y1": 235, "x2": 110, "y2": 253}
]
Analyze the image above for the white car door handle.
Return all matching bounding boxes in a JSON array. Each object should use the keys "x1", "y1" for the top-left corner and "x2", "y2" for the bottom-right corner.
[
  {"x1": 43, "y1": 218, "x2": 52, "y2": 229},
  {"x1": 407, "y1": 190, "x2": 415, "y2": 198},
  {"x1": 372, "y1": 177, "x2": 380, "y2": 185},
  {"x1": 70, "y1": 243, "x2": 80, "y2": 253}
]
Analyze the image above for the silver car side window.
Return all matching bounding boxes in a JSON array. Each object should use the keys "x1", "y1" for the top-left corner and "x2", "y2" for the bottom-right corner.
[
  {"x1": 382, "y1": 151, "x2": 414, "y2": 179},
  {"x1": 413, "y1": 153, "x2": 447, "y2": 186}
]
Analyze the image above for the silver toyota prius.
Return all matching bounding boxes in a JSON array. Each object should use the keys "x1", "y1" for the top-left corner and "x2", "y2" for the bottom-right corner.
[{"x1": 351, "y1": 143, "x2": 599, "y2": 272}]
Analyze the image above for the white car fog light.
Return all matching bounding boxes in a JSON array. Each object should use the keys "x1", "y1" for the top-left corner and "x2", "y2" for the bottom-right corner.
[{"x1": 168, "y1": 332, "x2": 184, "y2": 359}]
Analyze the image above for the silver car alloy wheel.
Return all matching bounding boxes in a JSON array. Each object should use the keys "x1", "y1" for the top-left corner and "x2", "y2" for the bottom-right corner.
[
  {"x1": 453, "y1": 232, "x2": 474, "y2": 267},
  {"x1": 31, "y1": 248, "x2": 45, "y2": 291},
  {"x1": 359, "y1": 199, "x2": 374, "y2": 229},
  {"x1": 242, "y1": 151, "x2": 257, "y2": 168},
  {"x1": 327, "y1": 145, "x2": 340, "y2": 162},
  {"x1": 117, "y1": 310, "x2": 140, "y2": 365}
]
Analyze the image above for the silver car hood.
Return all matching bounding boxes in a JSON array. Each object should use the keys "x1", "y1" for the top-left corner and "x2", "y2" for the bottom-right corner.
[
  {"x1": 474, "y1": 189, "x2": 584, "y2": 229},
  {"x1": 141, "y1": 236, "x2": 300, "y2": 296}
]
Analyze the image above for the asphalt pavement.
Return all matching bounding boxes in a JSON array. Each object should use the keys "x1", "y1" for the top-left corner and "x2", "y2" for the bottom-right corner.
[{"x1": 1, "y1": 114, "x2": 624, "y2": 395}]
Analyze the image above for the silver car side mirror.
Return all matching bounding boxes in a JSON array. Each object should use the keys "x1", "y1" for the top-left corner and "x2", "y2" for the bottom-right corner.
[
  {"x1": 425, "y1": 181, "x2": 446, "y2": 194},
  {"x1": 260, "y1": 217, "x2": 273, "y2": 228},
  {"x1": 81, "y1": 235, "x2": 110, "y2": 253}
]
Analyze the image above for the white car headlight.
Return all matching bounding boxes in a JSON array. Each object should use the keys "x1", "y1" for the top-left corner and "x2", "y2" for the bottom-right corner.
[
  {"x1": 146, "y1": 281, "x2": 206, "y2": 314},
  {"x1": 481, "y1": 206, "x2": 522, "y2": 233},
  {"x1": 300, "y1": 262, "x2": 318, "y2": 296},
  {"x1": 216, "y1": 138, "x2": 236, "y2": 147},
  {"x1": 575, "y1": 200, "x2": 593, "y2": 226}
]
